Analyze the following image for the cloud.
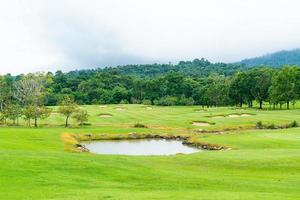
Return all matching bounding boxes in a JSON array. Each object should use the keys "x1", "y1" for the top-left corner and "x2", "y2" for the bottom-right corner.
[
  {"x1": 43, "y1": 16, "x2": 149, "y2": 69},
  {"x1": 1, "y1": 0, "x2": 300, "y2": 74}
]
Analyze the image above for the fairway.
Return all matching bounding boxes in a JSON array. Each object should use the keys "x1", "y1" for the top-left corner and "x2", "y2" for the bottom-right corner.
[{"x1": 1, "y1": 105, "x2": 300, "y2": 200}]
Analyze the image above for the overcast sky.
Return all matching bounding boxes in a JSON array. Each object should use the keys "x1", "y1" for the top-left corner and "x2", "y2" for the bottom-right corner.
[{"x1": 1, "y1": 0, "x2": 300, "y2": 74}]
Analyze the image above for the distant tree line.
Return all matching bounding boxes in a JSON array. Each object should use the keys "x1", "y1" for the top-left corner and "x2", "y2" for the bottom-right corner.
[{"x1": 0, "y1": 59, "x2": 299, "y2": 126}]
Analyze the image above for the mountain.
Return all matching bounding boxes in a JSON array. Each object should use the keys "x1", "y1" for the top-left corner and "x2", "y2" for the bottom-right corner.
[{"x1": 239, "y1": 49, "x2": 300, "y2": 67}]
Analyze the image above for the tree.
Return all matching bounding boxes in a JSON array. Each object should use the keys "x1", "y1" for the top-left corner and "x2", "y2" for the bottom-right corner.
[
  {"x1": 22, "y1": 105, "x2": 51, "y2": 127},
  {"x1": 269, "y1": 66, "x2": 297, "y2": 109},
  {"x1": 2, "y1": 103, "x2": 22, "y2": 125},
  {"x1": 22, "y1": 105, "x2": 35, "y2": 126},
  {"x1": 58, "y1": 96, "x2": 79, "y2": 127},
  {"x1": 73, "y1": 109, "x2": 89, "y2": 126},
  {"x1": 229, "y1": 72, "x2": 247, "y2": 107},
  {"x1": 0, "y1": 75, "x2": 14, "y2": 111},
  {"x1": 249, "y1": 68, "x2": 273, "y2": 109},
  {"x1": 14, "y1": 73, "x2": 51, "y2": 127}
]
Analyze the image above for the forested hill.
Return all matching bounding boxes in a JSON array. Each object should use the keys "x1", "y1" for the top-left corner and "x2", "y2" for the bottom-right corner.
[
  {"x1": 239, "y1": 49, "x2": 300, "y2": 67},
  {"x1": 102, "y1": 58, "x2": 247, "y2": 77}
]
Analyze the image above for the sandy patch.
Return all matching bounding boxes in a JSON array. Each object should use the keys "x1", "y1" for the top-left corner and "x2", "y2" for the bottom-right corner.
[
  {"x1": 227, "y1": 113, "x2": 253, "y2": 118},
  {"x1": 195, "y1": 109, "x2": 206, "y2": 112},
  {"x1": 227, "y1": 114, "x2": 240, "y2": 118},
  {"x1": 146, "y1": 107, "x2": 153, "y2": 110},
  {"x1": 99, "y1": 114, "x2": 112, "y2": 118},
  {"x1": 241, "y1": 114, "x2": 252, "y2": 117},
  {"x1": 192, "y1": 122, "x2": 211, "y2": 126},
  {"x1": 212, "y1": 116, "x2": 224, "y2": 119},
  {"x1": 115, "y1": 107, "x2": 126, "y2": 111},
  {"x1": 99, "y1": 105, "x2": 107, "y2": 108}
]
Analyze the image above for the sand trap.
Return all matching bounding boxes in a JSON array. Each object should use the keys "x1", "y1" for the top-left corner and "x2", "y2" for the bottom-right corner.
[
  {"x1": 227, "y1": 113, "x2": 253, "y2": 118},
  {"x1": 195, "y1": 109, "x2": 206, "y2": 112},
  {"x1": 212, "y1": 116, "x2": 224, "y2": 119},
  {"x1": 146, "y1": 107, "x2": 153, "y2": 110},
  {"x1": 241, "y1": 114, "x2": 252, "y2": 117},
  {"x1": 227, "y1": 114, "x2": 240, "y2": 118},
  {"x1": 99, "y1": 114, "x2": 112, "y2": 118},
  {"x1": 192, "y1": 122, "x2": 211, "y2": 126},
  {"x1": 115, "y1": 108, "x2": 126, "y2": 111},
  {"x1": 99, "y1": 105, "x2": 107, "y2": 108}
]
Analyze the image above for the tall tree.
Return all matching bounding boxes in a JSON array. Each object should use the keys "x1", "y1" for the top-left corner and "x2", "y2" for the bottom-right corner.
[
  {"x1": 249, "y1": 68, "x2": 273, "y2": 109},
  {"x1": 269, "y1": 66, "x2": 297, "y2": 109},
  {"x1": 14, "y1": 73, "x2": 51, "y2": 127},
  {"x1": 58, "y1": 96, "x2": 79, "y2": 127}
]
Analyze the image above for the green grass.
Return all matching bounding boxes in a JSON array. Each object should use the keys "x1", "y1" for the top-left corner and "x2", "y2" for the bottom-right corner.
[{"x1": 0, "y1": 105, "x2": 300, "y2": 199}]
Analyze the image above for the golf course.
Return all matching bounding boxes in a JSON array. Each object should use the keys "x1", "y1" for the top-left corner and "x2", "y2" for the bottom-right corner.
[{"x1": 1, "y1": 104, "x2": 299, "y2": 200}]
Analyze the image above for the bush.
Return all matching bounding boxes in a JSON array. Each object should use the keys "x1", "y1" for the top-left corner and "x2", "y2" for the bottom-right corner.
[
  {"x1": 266, "y1": 123, "x2": 276, "y2": 129},
  {"x1": 120, "y1": 99, "x2": 129, "y2": 104},
  {"x1": 133, "y1": 123, "x2": 147, "y2": 128},
  {"x1": 142, "y1": 99, "x2": 152, "y2": 105},
  {"x1": 131, "y1": 98, "x2": 141, "y2": 104},
  {"x1": 179, "y1": 96, "x2": 195, "y2": 105},
  {"x1": 288, "y1": 120, "x2": 298, "y2": 128},
  {"x1": 73, "y1": 109, "x2": 89, "y2": 126},
  {"x1": 256, "y1": 121, "x2": 263, "y2": 129},
  {"x1": 154, "y1": 96, "x2": 178, "y2": 106}
]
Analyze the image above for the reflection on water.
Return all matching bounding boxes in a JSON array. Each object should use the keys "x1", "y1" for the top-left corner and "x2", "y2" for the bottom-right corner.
[{"x1": 81, "y1": 139, "x2": 201, "y2": 155}]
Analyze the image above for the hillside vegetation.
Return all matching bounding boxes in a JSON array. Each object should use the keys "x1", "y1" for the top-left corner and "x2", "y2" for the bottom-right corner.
[{"x1": 240, "y1": 49, "x2": 300, "y2": 67}]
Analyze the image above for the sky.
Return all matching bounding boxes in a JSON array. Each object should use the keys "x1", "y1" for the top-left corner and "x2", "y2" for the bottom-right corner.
[{"x1": 1, "y1": 0, "x2": 300, "y2": 74}]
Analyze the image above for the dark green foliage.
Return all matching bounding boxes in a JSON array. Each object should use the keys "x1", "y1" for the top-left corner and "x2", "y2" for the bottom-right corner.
[
  {"x1": 0, "y1": 59, "x2": 300, "y2": 112},
  {"x1": 104, "y1": 58, "x2": 246, "y2": 77},
  {"x1": 288, "y1": 121, "x2": 298, "y2": 128},
  {"x1": 256, "y1": 121, "x2": 263, "y2": 129},
  {"x1": 133, "y1": 123, "x2": 147, "y2": 128}
]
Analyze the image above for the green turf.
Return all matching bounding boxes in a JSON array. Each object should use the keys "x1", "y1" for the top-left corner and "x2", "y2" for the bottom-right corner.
[{"x1": 0, "y1": 105, "x2": 300, "y2": 199}]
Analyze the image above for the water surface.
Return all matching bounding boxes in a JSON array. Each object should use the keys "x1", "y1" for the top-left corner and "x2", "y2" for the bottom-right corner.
[{"x1": 82, "y1": 139, "x2": 201, "y2": 155}]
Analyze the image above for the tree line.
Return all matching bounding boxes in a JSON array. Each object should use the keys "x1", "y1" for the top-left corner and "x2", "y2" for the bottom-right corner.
[{"x1": 0, "y1": 61, "x2": 299, "y2": 126}]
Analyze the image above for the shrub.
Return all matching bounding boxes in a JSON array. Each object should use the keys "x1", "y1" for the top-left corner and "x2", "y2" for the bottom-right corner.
[
  {"x1": 73, "y1": 109, "x2": 89, "y2": 126},
  {"x1": 131, "y1": 98, "x2": 141, "y2": 104},
  {"x1": 179, "y1": 96, "x2": 195, "y2": 105},
  {"x1": 154, "y1": 96, "x2": 178, "y2": 106},
  {"x1": 142, "y1": 99, "x2": 152, "y2": 105},
  {"x1": 256, "y1": 121, "x2": 263, "y2": 129},
  {"x1": 120, "y1": 99, "x2": 129, "y2": 104},
  {"x1": 288, "y1": 120, "x2": 298, "y2": 128},
  {"x1": 266, "y1": 123, "x2": 276, "y2": 129},
  {"x1": 133, "y1": 123, "x2": 147, "y2": 128}
]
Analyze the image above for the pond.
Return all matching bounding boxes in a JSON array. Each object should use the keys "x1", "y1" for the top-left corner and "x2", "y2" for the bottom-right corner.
[{"x1": 81, "y1": 139, "x2": 201, "y2": 155}]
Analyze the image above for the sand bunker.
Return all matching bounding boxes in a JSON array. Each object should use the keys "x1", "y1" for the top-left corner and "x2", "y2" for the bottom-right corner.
[
  {"x1": 227, "y1": 113, "x2": 253, "y2": 118},
  {"x1": 99, "y1": 114, "x2": 112, "y2": 118},
  {"x1": 241, "y1": 114, "x2": 251, "y2": 117},
  {"x1": 195, "y1": 109, "x2": 206, "y2": 112},
  {"x1": 146, "y1": 107, "x2": 153, "y2": 110},
  {"x1": 227, "y1": 114, "x2": 240, "y2": 118},
  {"x1": 99, "y1": 105, "x2": 107, "y2": 108},
  {"x1": 115, "y1": 107, "x2": 126, "y2": 111},
  {"x1": 192, "y1": 122, "x2": 211, "y2": 126},
  {"x1": 211, "y1": 116, "x2": 224, "y2": 119}
]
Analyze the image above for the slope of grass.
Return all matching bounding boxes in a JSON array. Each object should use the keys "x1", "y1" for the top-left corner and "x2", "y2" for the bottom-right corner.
[{"x1": 0, "y1": 105, "x2": 300, "y2": 199}]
